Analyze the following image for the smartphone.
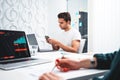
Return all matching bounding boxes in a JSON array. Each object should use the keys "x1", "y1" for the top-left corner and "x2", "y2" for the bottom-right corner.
[{"x1": 45, "y1": 36, "x2": 50, "y2": 42}]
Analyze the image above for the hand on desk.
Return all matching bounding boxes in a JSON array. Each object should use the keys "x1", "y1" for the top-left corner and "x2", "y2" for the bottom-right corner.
[
  {"x1": 39, "y1": 72, "x2": 64, "y2": 80},
  {"x1": 55, "y1": 57, "x2": 81, "y2": 72},
  {"x1": 39, "y1": 57, "x2": 85, "y2": 80}
]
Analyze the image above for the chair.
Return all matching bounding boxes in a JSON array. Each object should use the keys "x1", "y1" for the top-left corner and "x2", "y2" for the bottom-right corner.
[{"x1": 78, "y1": 39, "x2": 86, "y2": 53}]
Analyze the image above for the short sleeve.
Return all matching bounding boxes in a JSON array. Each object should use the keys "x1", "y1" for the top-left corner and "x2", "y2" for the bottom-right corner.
[{"x1": 72, "y1": 29, "x2": 81, "y2": 41}]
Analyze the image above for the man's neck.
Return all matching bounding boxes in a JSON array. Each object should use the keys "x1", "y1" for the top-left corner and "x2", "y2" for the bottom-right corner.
[{"x1": 64, "y1": 25, "x2": 71, "y2": 31}]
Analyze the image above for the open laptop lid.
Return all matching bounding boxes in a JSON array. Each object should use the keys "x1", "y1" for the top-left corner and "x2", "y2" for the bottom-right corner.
[
  {"x1": 26, "y1": 34, "x2": 55, "y2": 52},
  {"x1": 0, "y1": 30, "x2": 31, "y2": 63},
  {"x1": 26, "y1": 34, "x2": 40, "y2": 51},
  {"x1": 27, "y1": 34, "x2": 39, "y2": 45}
]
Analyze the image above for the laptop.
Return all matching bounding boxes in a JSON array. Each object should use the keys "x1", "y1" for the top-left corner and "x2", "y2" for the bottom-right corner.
[
  {"x1": 27, "y1": 34, "x2": 56, "y2": 52},
  {"x1": 0, "y1": 30, "x2": 51, "y2": 70}
]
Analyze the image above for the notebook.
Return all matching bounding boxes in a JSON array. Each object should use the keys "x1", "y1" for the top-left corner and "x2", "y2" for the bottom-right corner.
[
  {"x1": 27, "y1": 34, "x2": 56, "y2": 52},
  {"x1": 0, "y1": 30, "x2": 51, "y2": 70}
]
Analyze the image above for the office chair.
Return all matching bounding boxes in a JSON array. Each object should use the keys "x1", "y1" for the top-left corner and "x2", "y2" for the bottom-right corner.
[{"x1": 78, "y1": 39, "x2": 86, "y2": 53}]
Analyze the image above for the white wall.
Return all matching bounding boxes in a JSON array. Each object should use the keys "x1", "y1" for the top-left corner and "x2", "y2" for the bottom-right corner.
[
  {"x1": 67, "y1": 0, "x2": 88, "y2": 30},
  {"x1": 47, "y1": 0, "x2": 67, "y2": 39},
  {"x1": 88, "y1": 0, "x2": 120, "y2": 53},
  {"x1": 0, "y1": 0, "x2": 48, "y2": 48}
]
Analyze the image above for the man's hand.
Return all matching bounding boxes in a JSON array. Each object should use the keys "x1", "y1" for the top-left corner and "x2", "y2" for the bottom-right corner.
[
  {"x1": 47, "y1": 38, "x2": 60, "y2": 50},
  {"x1": 48, "y1": 38, "x2": 59, "y2": 45}
]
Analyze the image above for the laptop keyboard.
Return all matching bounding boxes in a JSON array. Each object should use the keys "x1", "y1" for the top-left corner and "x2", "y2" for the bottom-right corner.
[
  {"x1": 0, "y1": 58, "x2": 37, "y2": 64},
  {"x1": 0, "y1": 58, "x2": 51, "y2": 70}
]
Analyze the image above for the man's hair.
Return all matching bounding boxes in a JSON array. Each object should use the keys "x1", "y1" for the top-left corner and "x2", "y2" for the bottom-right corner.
[{"x1": 58, "y1": 12, "x2": 71, "y2": 22}]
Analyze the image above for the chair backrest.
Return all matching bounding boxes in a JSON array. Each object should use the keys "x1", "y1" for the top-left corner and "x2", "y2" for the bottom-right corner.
[{"x1": 78, "y1": 39, "x2": 86, "y2": 53}]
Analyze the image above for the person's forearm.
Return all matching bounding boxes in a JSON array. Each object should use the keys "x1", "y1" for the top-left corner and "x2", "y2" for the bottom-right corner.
[
  {"x1": 57, "y1": 42, "x2": 79, "y2": 53},
  {"x1": 78, "y1": 57, "x2": 97, "y2": 69}
]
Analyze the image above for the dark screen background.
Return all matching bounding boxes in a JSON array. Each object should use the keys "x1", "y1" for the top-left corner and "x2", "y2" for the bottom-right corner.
[{"x1": 0, "y1": 30, "x2": 30, "y2": 60}]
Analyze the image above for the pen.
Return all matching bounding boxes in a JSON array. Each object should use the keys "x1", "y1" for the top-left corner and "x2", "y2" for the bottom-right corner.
[
  {"x1": 59, "y1": 53, "x2": 70, "y2": 72},
  {"x1": 51, "y1": 59, "x2": 59, "y2": 72},
  {"x1": 51, "y1": 65, "x2": 56, "y2": 72},
  {"x1": 51, "y1": 53, "x2": 64, "y2": 72},
  {"x1": 61, "y1": 52, "x2": 65, "y2": 58}
]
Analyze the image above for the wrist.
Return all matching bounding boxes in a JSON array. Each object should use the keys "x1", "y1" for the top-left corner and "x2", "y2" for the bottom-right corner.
[
  {"x1": 89, "y1": 57, "x2": 97, "y2": 69},
  {"x1": 78, "y1": 60, "x2": 84, "y2": 68},
  {"x1": 78, "y1": 58, "x2": 96, "y2": 69}
]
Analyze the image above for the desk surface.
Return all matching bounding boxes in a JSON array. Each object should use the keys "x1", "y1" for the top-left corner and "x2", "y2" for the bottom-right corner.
[{"x1": 0, "y1": 51, "x2": 108, "y2": 80}]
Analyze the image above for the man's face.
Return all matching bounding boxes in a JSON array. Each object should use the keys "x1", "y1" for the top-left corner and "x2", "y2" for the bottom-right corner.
[{"x1": 58, "y1": 18, "x2": 70, "y2": 30}]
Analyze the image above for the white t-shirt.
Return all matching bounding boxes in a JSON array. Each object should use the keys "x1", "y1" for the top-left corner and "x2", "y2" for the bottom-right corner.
[{"x1": 58, "y1": 27, "x2": 81, "y2": 47}]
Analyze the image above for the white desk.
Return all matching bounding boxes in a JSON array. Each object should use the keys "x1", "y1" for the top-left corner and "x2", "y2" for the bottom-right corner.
[{"x1": 0, "y1": 52, "x2": 108, "y2": 80}]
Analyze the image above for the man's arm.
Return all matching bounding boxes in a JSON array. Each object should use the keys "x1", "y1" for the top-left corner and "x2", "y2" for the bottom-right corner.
[
  {"x1": 57, "y1": 40, "x2": 80, "y2": 53},
  {"x1": 48, "y1": 38, "x2": 80, "y2": 53}
]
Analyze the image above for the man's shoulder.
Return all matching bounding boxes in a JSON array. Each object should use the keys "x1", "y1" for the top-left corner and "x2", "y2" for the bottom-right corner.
[{"x1": 70, "y1": 27, "x2": 80, "y2": 33}]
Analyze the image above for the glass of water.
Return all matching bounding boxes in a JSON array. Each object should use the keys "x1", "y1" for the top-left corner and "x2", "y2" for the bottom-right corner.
[{"x1": 30, "y1": 45, "x2": 38, "y2": 56}]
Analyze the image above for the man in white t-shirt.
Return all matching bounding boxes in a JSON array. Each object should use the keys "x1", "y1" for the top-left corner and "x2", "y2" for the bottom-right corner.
[{"x1": 47, "y1": 12, "x2": 81, "y2": 53}]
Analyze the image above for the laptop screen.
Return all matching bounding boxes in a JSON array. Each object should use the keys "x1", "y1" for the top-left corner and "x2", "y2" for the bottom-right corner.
[
  {"x1": 27, "y1": 34, "x2": 38, "y2": 45},
  {"x1": 0, "y1": 30, "x2": 30, "y2": 61}
]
